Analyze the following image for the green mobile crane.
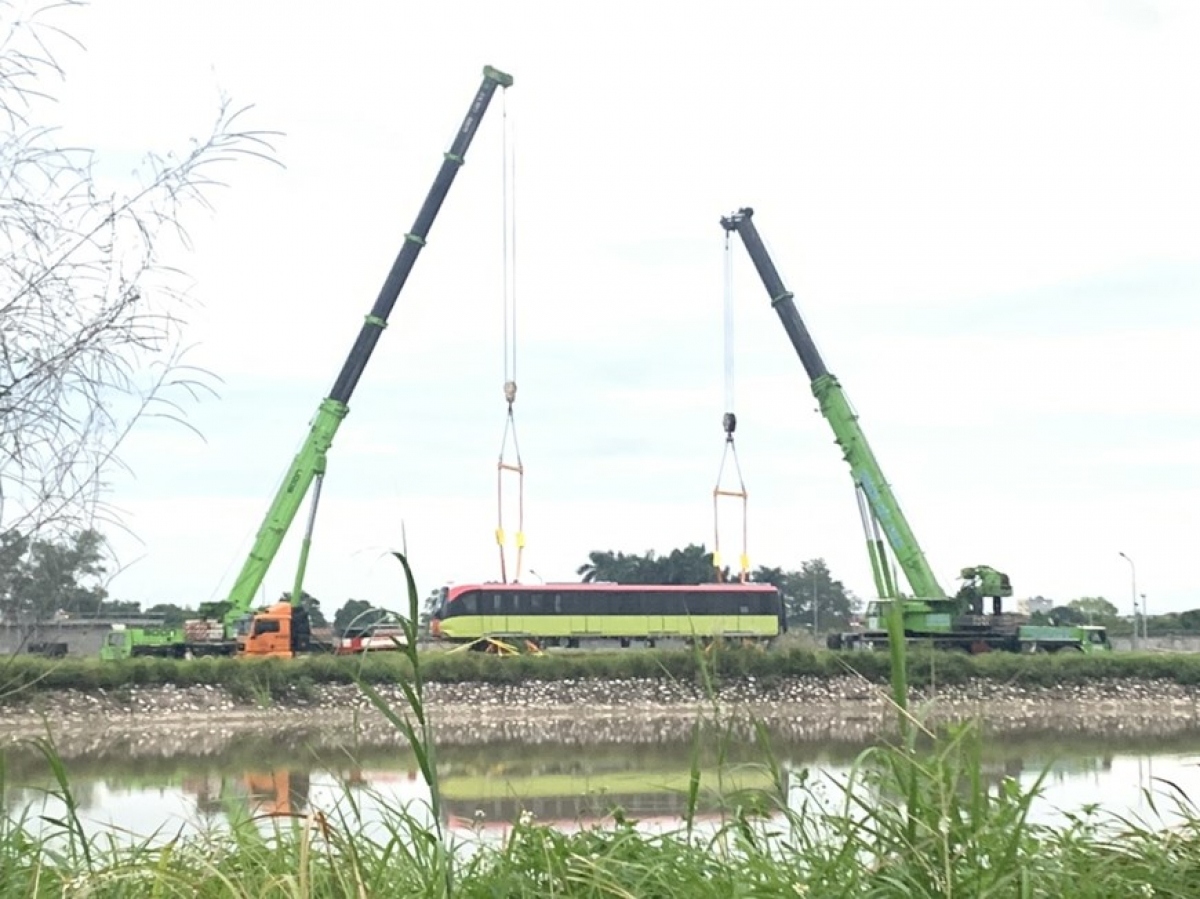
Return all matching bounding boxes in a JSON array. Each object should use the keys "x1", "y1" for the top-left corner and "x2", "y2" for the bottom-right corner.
[
  {"x1": 108, "y1": 66, "x2": 514, "y2": 660},
  {"x1": 719, "y1": 207, "x2": 1108, "y2": 654}
]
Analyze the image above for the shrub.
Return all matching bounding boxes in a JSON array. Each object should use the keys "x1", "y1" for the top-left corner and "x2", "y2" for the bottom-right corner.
[{"x1": 5, "y1": 646, "x2": 1200, "y2": 700}]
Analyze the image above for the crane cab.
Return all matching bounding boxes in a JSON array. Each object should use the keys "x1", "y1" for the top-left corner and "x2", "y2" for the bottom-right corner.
[{"x1": 240, "y1": 601, "x2": 313, "y2": 658}]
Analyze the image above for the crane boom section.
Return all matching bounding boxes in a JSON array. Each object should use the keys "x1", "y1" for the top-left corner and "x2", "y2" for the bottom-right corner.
[
  {"x1": 222, "y1": 66, "x2": 513, "y2": 626},
  {"x1": 223, "y1": 398, "x2": 345, "y2": 624},
  {"x1": 720, "y1": 206, "x2": 946, "y2": 600}
]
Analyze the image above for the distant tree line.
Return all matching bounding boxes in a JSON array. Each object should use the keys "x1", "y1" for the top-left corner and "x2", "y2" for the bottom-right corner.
[
  {"x1": 1030, "y1": 595, "x2": 1199, "y2": 637},
  {"x1": 5, "y1": 528, "x2": 1197, "y2": 640},
  {"x1": 0, "y1": 526, "x2": 389, "y2": 635}
]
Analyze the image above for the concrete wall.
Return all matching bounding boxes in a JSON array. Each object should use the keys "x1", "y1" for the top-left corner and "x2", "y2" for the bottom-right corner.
[
  {"x1": 0, "y1": 619, "x2": 166, "y2": 657},
  {"x1": 1110, "y1": 635, "x2": 1200, "y2": 653}
]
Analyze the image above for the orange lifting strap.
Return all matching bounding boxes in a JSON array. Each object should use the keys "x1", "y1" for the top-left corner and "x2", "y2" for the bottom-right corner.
[
  {"x1": 495, "y1": 380, "x2": 525, "y2": 583},
  {"x1": 713, "y1": 415, "x2": 750, "y2": 584}
]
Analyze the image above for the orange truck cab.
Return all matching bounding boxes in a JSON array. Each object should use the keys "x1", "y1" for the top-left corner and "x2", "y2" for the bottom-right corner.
[{"x1": 239, "y1": 601, "x2": 314, "y2": 658}]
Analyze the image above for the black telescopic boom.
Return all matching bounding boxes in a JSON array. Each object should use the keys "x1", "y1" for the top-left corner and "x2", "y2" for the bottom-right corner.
[
  {"x1": 720, "y1": 207, "x2": 829, "y2": 384},
  {"x1": 329, "y1": 65, "x2": 514, "y2": 404}
]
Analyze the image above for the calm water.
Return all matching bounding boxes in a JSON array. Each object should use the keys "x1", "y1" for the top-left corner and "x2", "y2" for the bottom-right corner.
[{"x1": 4, "y1": 725, "x2": 1200, "y2": 846}]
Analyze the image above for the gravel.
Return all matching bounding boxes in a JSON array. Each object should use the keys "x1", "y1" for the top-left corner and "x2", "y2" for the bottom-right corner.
[{"x1": 1, "y1": 676, "x2": 1198, "y2": 745}]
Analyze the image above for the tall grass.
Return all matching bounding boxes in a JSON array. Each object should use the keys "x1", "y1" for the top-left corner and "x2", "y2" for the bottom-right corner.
[{"x1": 3, "y1": 561, "x2": 1200, "y2": 896}]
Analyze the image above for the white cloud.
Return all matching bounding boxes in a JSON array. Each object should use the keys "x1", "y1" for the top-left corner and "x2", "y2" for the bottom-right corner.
[{"x1": 12, "y1": 0, "x2": 1196, "y2": 615}]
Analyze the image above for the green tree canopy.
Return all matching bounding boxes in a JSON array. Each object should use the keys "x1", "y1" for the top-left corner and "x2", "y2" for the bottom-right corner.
[
  {"x1": 144, "y1": 603, "x2": 190, "y2": 628},
  {"x1": 751, "y1": 558, "x2": 859, "y2": 632},
  {"x1": 1067, "y1": 596, "x2": 1120, "y2": 622},
  {"x1": 577, "y1": 543, "x2": 729, "y2": 585},
  {"x1": 333, "y1": 599, "x2": 375, "y2": 636},
  {"x1": 197, "y1": 600, "x2": 232, "y2": 622},
  {"x1": 1048, "y1": 605, "x2": 1087, "y2": 626},
  {"x1": 0, "y1": 527, "x2": 110, "y2": 621}
]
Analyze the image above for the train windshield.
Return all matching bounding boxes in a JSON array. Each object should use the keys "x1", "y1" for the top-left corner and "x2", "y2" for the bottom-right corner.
[{"x1": 433, "y1": 586, "x2": 449, "y2": 619}]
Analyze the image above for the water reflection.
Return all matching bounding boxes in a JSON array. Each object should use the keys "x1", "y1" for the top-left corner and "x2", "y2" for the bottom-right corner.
[{"x1": 2, "y1": 725, "x2": 1199, "y2": 844}]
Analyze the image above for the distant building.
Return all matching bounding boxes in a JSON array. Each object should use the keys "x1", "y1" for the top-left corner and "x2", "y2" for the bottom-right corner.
[{"x1": 1016, "y1": 596, "x2": 1054, "y2": 616}]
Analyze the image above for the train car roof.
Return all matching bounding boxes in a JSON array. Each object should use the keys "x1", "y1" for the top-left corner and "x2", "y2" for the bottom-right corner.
[{"x1": 446, "y1": 582, "x2": 778, "y2": 592}]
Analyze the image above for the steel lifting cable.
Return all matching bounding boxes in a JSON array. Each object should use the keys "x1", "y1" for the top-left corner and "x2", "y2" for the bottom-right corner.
[
  {"x1": 712, "y1": 230, "x2": 750, "y2": 584},
  {"x1": 495, "y1": 88, "x2": 526, "y2": 584}
]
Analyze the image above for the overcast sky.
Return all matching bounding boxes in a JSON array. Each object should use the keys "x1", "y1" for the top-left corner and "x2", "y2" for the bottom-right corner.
[{"x1": 37, "y1": 0, "x2": 1200, "y2": 616}]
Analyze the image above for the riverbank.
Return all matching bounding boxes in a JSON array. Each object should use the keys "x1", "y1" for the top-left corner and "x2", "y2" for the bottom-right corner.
[
  {"x1": 3, "y1": 693, "x2": 1199, "y2": 898},
  {"x1": 3, "y1": 674, "x2": 1200, "y2": 744}
]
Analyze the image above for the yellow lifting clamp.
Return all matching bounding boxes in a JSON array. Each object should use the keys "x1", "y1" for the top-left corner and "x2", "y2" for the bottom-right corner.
[
  {"x1": 713, "y1": 412, "x2": 750, "y2": 584},
  {"x1": 496, "y1": 379, "x2": 525, "y2": 584}
]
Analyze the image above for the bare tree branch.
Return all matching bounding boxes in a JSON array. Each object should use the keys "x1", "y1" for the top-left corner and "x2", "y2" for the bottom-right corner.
[{"x1": 0, "y1": 0, "x2": 281, "y2": 551}]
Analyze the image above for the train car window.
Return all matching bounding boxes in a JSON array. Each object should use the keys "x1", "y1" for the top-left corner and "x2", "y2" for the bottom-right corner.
[
  {"x1": 582, "y1": 590, "x2": 606, "y2": 616},
  {"x1": 653, "y1": 591, "x2": 683, "y2": 617},
  {"x1": 606, "y1": 592, "x2": 621, "y2": 615},
  {"x1": 491, "y1": 593, "x2": 502, "y2": 614},
  {"x1": 572, "y1": 591, "x2": 590, "y2": 616},
  {"x1": 683, "y1": 592, "x2": 708, "y2": 616},
  {"x1": 646, "y1": 591, "x2": 660, "y2": 615},
  {"x1": 463, "y1": 591, "x2": 480, "y2": 616},
  {"x1": 527, "y1": 592, "x2": 544, "y2": 614},
  {"x1": 554, "y1": 593, "x2": 563, "y2": 614},
  {"x1": 766, "y1": 591, "x2": 782, "y2": 615},
  {"x1": 614, "y1": 592, "x2": 641, "y2": 615},
  {"x1": 641, "y1": 591, "x2": 659, "y2": 616}
]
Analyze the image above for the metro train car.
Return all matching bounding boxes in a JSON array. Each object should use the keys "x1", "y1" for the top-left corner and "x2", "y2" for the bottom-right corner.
[{"x1": 430, "y1": 581, "x2": 786, "y2": 648}]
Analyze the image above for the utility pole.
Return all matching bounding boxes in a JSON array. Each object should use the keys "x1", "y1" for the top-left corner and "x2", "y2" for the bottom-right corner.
[
  {"x1": 1119, "y1": 552, "x2": 1138, "y2": 651},
  {"x1": 1141, "y1": 592, "x2": 1148, "y2": 642},
  {"x1": 812, "y1": 576, "x2": 818, "y2": 636}
]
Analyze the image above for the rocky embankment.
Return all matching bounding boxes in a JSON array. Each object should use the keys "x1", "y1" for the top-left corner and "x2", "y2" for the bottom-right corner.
[{"x1": 3, "y1": 676, "x2": 1200, "y2": 746}]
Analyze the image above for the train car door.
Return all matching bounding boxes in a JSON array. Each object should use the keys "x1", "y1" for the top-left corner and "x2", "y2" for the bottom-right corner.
[
  {"x1": 482, "y1": 591, "x2": 508, "y2": 637},
  {"x1": 643, "y1": 590, "x2": 664, "y2": 638},
  {"x1": 563, "y1": 591, "x2": 588, "y2": 638}
]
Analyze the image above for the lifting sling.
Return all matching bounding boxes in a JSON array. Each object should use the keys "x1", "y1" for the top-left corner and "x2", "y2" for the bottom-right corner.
[
  {"x1": 712, "y1": 230, "x2": 749, "y2": 583},
  {"x1": 494, "y1": 91, "x2": 526, "y2": 583}
]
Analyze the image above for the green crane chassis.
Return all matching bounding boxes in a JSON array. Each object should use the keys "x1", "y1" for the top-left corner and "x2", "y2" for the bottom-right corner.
[{"x1": 826, "y1": 602, "x2": 1111, "y2": 654}]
